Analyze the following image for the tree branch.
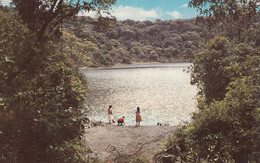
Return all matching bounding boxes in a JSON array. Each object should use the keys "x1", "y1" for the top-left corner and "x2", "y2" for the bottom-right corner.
[{"x1": 37, "y1": 0, "x2": 63, "y2": 41}]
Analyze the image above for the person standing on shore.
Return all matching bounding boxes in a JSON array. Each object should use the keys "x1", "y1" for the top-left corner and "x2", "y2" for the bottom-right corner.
[
  {"x1": 136, "y1": 107, "x2": 142, "y2": 126},
  {"x1": 108, "y1": 105, "x2": 113, "y2": 124}
]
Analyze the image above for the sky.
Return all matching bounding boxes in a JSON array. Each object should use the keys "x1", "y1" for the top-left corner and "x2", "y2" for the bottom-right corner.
[
  {"x1": 110, "y1": 0, "x2": 198, "y2": 21},
  {"x1": 1, "y1": 0, "x2": 199, "y2": 21}
]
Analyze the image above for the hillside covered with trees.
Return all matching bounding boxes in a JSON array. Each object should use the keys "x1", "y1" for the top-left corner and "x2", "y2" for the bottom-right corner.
[{"x1": 63, "y1": 17, "x2": 207, "y2": 67}]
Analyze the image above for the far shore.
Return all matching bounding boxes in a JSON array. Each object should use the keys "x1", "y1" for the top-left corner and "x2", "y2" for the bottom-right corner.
[{"x1": 79, "y1": 60, "x2": 191, "y2": 70}]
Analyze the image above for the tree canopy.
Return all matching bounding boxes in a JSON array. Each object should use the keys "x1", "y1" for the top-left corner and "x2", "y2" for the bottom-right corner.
[
  {"x1": 0, "y1": 0, "x2": 117, "y2": 162},
  {"x1": 189, "y1": 0, "x2": 260, "y2": 41},
  {"x1": 155, "y1": 1, "x2": 260, "y2": 162},
  {"x1": 63, "y1": 17, "x2": 207, "y2": 67},
  {"x1": 12, "y1": 0, "x2": 116, "y2": 41}
]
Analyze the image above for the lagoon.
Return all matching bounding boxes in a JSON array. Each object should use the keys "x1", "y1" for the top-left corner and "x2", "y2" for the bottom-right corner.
[{"x1": 81, "y1": 63, "x2": 197, "y2": 126}]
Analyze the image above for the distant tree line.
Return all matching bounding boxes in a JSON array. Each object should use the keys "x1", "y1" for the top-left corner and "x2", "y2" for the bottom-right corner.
[{"x1": 63, "y1": 17, "x2": 207, "y2": 67}]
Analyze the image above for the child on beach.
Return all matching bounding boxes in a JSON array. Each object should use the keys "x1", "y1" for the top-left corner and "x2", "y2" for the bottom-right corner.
[
  {"x1": 117, "y1": 116, "x2": 125, "y2": 126},
  {"x1": 108, "y1": 105, "x2": 113, "y2": 124},
  {"x1": 136, "y1": 107, "x2": 142, "y2": 126}
]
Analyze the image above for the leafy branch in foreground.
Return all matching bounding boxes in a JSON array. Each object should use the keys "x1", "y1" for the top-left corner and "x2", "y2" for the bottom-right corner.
[
  {"x1": 155, "y1": 0, "x2": 259, "y2": 161},
  {"x1": 0, "y1": 12, "x2": 89, "y2": 162},
  {"x1": 12, "y1": 0, "x2": 117, "y2": 42},
  {"x1": 189, "y1": 0, "x2": 259, "y2": 41},
  {"x1": 156, "y1": 75, "x2": 260, "y2": 162},
  {"x1": 0, "y1": 0, "x2": 117, "y2": 161}
]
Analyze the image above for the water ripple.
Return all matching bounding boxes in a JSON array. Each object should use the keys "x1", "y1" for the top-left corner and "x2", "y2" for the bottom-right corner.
[{"x1": 82, "y1": 63, "x2": 198, "y2": 126}]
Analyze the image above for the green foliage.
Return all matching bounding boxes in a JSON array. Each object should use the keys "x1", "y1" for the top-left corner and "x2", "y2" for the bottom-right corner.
[
  {"x1": 12, "y1": 0, "x2": 117, "y2": 42},
  {"x1": 189, "y1": 0, "x2": 259, "y2": 41},
  {"x1": 51, "y1": 140, "x2": 87, "y2": 163},
  {"x1": 155, "y1": 1, "x2": 260, "y2": 162},
  {"x1": 191, "y1": 35, "x2": 260, "y2": 103},
  {"x1": 156, "y1": 76, "x2": 260, "y2": 162},
  {"x1": 190, "y1": 37, "x2": 232, "y2": 103},
  {"x1": 0, "y1": 0, "x2": 119, "y2": 161},
  {"x1": 0, "y1": 11, "x2": 88, "y2": 162},
  {"x1": 62, "y1": 31, "x2": 97, "y2": 67},
  {"x1": 64, "y1": 17, "x2": 206, "y2": 66},
  {"x1": 154, "y1": 124, "x2": 191, "y2": 162}
]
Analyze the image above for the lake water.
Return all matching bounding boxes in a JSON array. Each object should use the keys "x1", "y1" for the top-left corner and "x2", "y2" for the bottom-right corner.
[{"x1": 81, "y1": 63, "x2": 198, "y2": 126}]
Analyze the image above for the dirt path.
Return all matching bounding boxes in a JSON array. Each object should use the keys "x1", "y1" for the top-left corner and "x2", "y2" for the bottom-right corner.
[{"x1": 83, "y1": 122, "x2": 175, "y2": 162}]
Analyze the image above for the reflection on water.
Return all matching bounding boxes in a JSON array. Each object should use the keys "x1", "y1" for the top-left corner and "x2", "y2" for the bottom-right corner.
[{"x1": 81, "y1": 63, "x2": 197, "y2": 126}]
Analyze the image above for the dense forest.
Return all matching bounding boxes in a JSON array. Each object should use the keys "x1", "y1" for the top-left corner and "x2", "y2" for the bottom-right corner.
[{"x1": 63, "y1": 17, "x2": 207, "y2": 67}]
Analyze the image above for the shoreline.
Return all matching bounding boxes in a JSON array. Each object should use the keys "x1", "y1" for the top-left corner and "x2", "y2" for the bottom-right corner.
[
  {"x1": 79, "y1": 61, "x2": 191, "y2": 70},
  {"x1": 84, "y1": 121, "x2": 175, "y2": 162}
]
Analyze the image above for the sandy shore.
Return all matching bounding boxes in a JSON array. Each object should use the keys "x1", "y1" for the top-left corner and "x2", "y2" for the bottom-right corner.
[{"x1": 83, "y1": 122, "x2": 175, "y2": 162}]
